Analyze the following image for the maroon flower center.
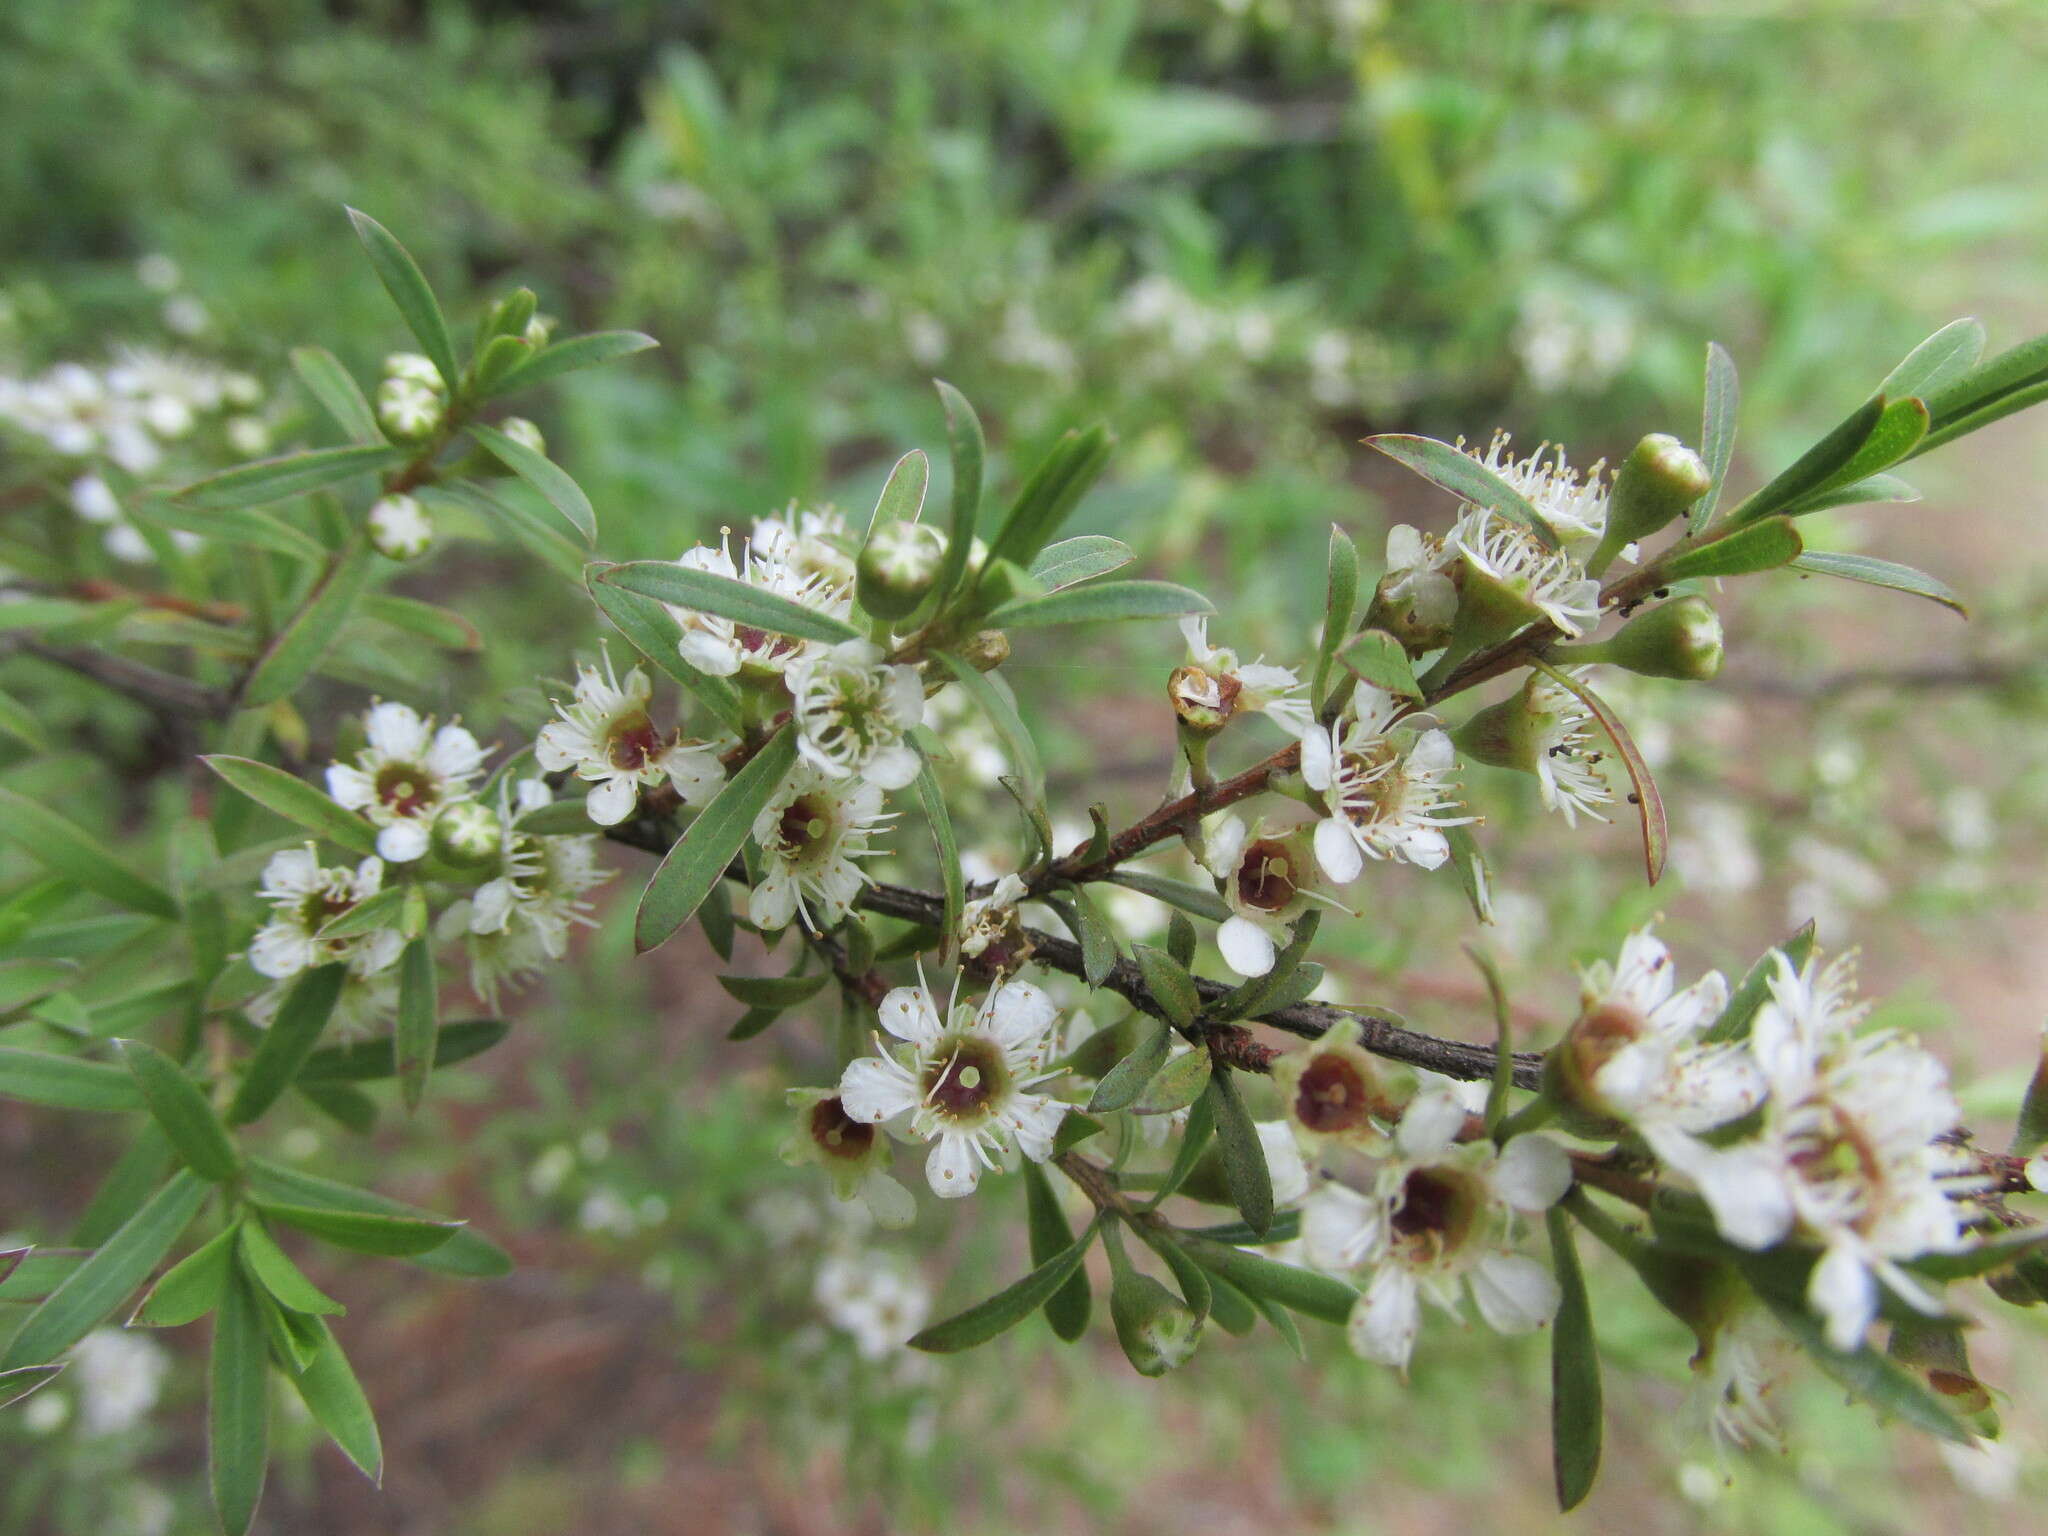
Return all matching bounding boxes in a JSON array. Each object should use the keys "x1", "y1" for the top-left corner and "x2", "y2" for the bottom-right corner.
[
  {"x1": 373, "y1": 760, "x2": 437, "y2": 819},
  {"x1": 775, "y1": 794, "x2": 832, "y2": 858},
  {"x1": 605, "y1": 710, "x2": 667, "y2": 772},
  {"x1": 1389, "y1": 1166, "x2": 1479, "y2": 1261},
  {"x1": 1236, "y1": 838, "x2": 1299, "y2": 912},
  {"x1": 808, "y1": 1096, "x2": 876, "y2": 1161},
  {"x1": 921, "y1": 1036, "x2": 1007, "y2": 1119},
  {"x1": 736, "y1": 625, "x2": 801, "y2": 664},
  {"x1": 1294, "y1": 1053, "x2": 1375, "y2": 1135},
  {"x1": 298, "y1": 890, "x2": 355, "y2": 929}
]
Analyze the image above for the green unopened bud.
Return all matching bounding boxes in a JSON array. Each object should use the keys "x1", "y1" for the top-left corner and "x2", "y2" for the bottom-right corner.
[
  {"x1": 1110, "y1": 1261, "x2": 1203, "y2": 1377},
  {"x1": 367, "y1": 493, "x2": 434, "y2": 561},
  {"x1": 377, "y1": 378, "x2": 444, "y2": 442},
  {"x1": 1563, "y1": 595, "x2": 1724, "y2": 681},
  {"x1": 1450, "y1": 695, "x2": 1523, "y2": 771},
  {"x1": 473, "y1": 333, "x2": 532, "y2": 392},
  {"x1": 430, "y1": 799, "x2": 502, "y2": 868},
  {"x1": 499, "y1": 417, "x2": 546, "y2": 457},
  {"x1": 856, "y1": 521, "x2": 946, "y2": 619},
  {"x1": 958, "y1": 627, "x2": 1010, "y2": 672},
  {"x1": 1589, "y1": 434, "x2": 1712, "y2": 574}
]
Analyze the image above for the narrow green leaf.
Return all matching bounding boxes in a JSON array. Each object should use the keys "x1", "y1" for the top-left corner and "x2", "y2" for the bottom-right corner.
[
  {"x1": 243, "y1": 1159, "x2": 509, "y2": 1278},
  {"x1": 1789, "y1": 552, "x2": 1965, "y2": 617},
  {"x1": 936, "y1": 652, "x2": 1043, "y2": 804},
  {"x1": 297, "y1": 1019, "x2": 506, "y2": 1083},
  {"x1": 203, "y1": 756, "x2": 377, "y2": 856},
  {"x1": 1466, "y1": 944, "x2": 1515, "y2": 1137},
  {"x1": 0, "y1": 1172, "x2": 207, "y2": 1370},
  {"x1": 172, "y1": 445, "x2": 403, "y2": 513},
  {"x1": 345, "y1": 207, "x2": 459, "y2": 389},
  {"x1": 1210, "y1": 1068, "x2": 1273, "y2": 1237},
  {"x1": 72, "y1": 1124, "x2": 173, "y2": 1246},
  {"x1": 912, "y1": 749, "x2": 964, "y2": 957},
  {"x1": 1148, "y1": 1089, "x2": 1217, "y2": 1206},
  {"x1": 1051, "y1": 1110, "x2": 1106, "y2": 1157},
  {"x1": 1141, "y1": 1229, "x2": 1213, "y2": 1327},
  {"x1": 1704, "y1": 921, "x2": 1816, "y2": 1044},
  {"x1": 116, "y1": 1040, "x2": 240, "y2": 1183},
  {"x1": 313, "y1": 885, "x2": 407, "y2": 941},
  {"x1": 863, "y1": 448, "x2": 929, "y2": 548},
  {"x1": 933, "y1": 379, "x2": 985, "y2": 604},
  {"x1": 134, "y1": 1225, "x2": 239, "y2": 1327},
  {"x1": 1654, "y1": 516, "x2": 1802, "y2": 581},
  {"x1": 227, "y1": 965, "x2": 346, "y2": 1126},
  {"x1": 286, "y1": 1319, "x2": 382, "y2": 1483},
  {"x1": 1752, "y1": 1285, "x2": 1969, "y2": 1444},
  {"x1": 981, "y1": 424, "x2": 1114, "y2": 575},
  {"x1": 467, "y1": 423, "x2": 595, "y2": 544},
  {"x1": 0, "y1": 685, "x2": 49, "y2": 752},
  {"x1": 289, "y1": 347, "x2": 381, "y2": 444},
  {"x1": 1882, "y1": 318, "x2": 1986, "y2": 401},
  {"x1": 1022, "y1": 1160, "x2": 1091, "y2": 1341},
  {"x1": 0, "y1": 958, "x2": 78, "y2": 1015},
  {"x1": 484, "y1": 330, "x2": 658, "y2": 398},
  {"x1": 1367, "y1": 434, "x2": 1561, "y2": 547},
  {"x1": 1922, "y1": 327, "x2": 2048, "y2": 437},
  {"x1": 358, "y1": 593, "x2": 480, "y2": 652},
  {"x1": 1060, "y1": 882, "x2": 1120, "y2": 989},
  {"x1": 2014, "y1": 1034, "x2": 2048, "y2": 1156},
  {"x1": 251, "y1": 1200, "x2": 458, "y2": 1258},
  {"x1": 0, "y1": 788, "x2": 178, "y2": 919},
  {"x1": 635, "y1": 728, "x2": 797, "y2": 953},
  {"x1": 717, "y1": 972, "x2": 831, "y2": 1007},
  {"x1": 989, "y1": 579, "x2": 1212, "y2": 630},
  {"x1": 210, "y1": 1272, "x2": 271, "y2": 1536},
  {"x1": 0, "y1": 1047, "x2": 141, "y2": 1111},
  {"x1": 582, "y1": 564, "x2": 745, "y2": 732},
  {"x1": 1724, "y1": 396, "x2": 1886, "y2": 527},
  {"x1": 297, "y1": 1083, "x2": 377, "y2": 1134},
  {"x1": 1132, "y1": 944, "x2": 1200, "y2": 1029},
  {"x1": 1786, "y1": 473, "x2": 1920, "y2": 514},
  {"x1": 909, "y1": 1221, "x2": 1099, "y2": 1353},
  {"x1": 239, "y1": 1221, "x2": 344, "y2": 1316},
  {"x1": 394, "y1": 937, "x2": 436, "y2": 1112},
  {"x1": 1027, "y1": 535, "x2": 1135, "y2": 592},
  {"x1": 1314, "y1": 524, "x2": 1360, "y2": 702},
  {"x1": 1132, "y1": 1046, "x2": 1212, "y2": 1116},
  {"x1": 1783, "y1": 398, "x2": 1930, "y2": 513},
  {"x1": 1103, "y1": 869, "x2": 1232, "y2": 924},
  {"x1": 1548, "y1": 1207, "x2": 1603, "y2": 1511},
  {"x1": 239, "y1": 545, "x2": 373, "y2": 709},
  {"x1": 1531, "y1": 662, "x2": 1666, "y2": 885},
  {"x1": 1178, "y1": 1235, "x2": 1356, "y2": 1324},
  {"x1": 602, "y1": 561, "x2": 860, "y2": 644},
  {"x1": 139, "y1": 500, "x2": 327, "y2": 563},
  {"x1": 0, "y1": 1250, "x2": 85, "y2": 1304},
  {"x1": 1690, "y1": 342, "x2": 1739, "y2": 532},
  {"x1": 1088, "y1": 1019, "x2": 1173, "y2": 1113}
]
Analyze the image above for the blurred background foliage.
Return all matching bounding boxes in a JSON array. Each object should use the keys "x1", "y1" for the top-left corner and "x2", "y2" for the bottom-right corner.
[{"x1": 5, "y1": 0, "x2": 2048, "y2": 1531}]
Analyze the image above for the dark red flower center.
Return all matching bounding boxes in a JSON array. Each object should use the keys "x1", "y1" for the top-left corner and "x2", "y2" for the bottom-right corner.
[
  {"x1": 1237, "y1": 838, "x2": 1299, "y2": 912},
  {"x1": 373, "y1": 761, "x2": 437, "y2": 819},
  {"x1": 605, "y1": 710, "x2": 667, "y2": 772},
  {"x1": 808, "y1": 1096, "x2": 876, "y2": 1161},
  {"x1": 921, "y1": 1036, "x2": 1007, "y2": 1119},
  {"x1": 1294, "y1": 1052, "x2": 1375, "y2": 1134}
]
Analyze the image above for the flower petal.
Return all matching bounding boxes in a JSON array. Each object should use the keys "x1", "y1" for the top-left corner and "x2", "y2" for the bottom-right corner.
[
  {"x1": 1469, "y1": 1251, "x2": 1561, "y2": 1335},
  {"x1": 1313, "y1": 817, "x2": 1364, "y2": 885},
  {"x1": 1493, "y1": 1134, "x2": 1572, "y2": 1212},
  {"x1": 925, "y1": 1132, "x2": 984, "y2": 1198},
  {"x1": 1217, "y1": 915, "x2": 1276, "y2": 978},
  {"x1": 1349, "y1": 1264, "x2": 1421, "y2": 1369},
  {"x1": 838, "y1": 1056, "x2": 920, "y2": 1124}
]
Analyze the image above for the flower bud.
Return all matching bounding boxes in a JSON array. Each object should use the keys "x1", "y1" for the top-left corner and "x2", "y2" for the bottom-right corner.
[
  {"x1": 524, "y1": 315, "x2": 553, "y2": 348},
  {"x1": 383, "y1": 353, "x2": 445, "y2": 392},
  {"x1": 430, "y1": 799, "x2": 502, "y2": 868},
  {"x1": 1168, "y1": 663, "x2": 1238, "y2": 735},
  {"x1": 1564, "y1": 596, "x2": 1724, "y2": 681},
  {"x1": 957, "y1": 627, "x2": 1010, "y2": 672},
  {"x1": 856, "y1": 521, "x2": 946, "y2": 619},
  {"x1": 367, "y1": 493, "x2": 434, "y2": 561},
  {"x1": 499, "y1": 417, "x2": 546, "y2": 456},
  {"x1": 491, "y1": 287, "x2": 538, "y2": 342},
  {"x1": 1110, "y1": 1266, "x2": 1203, "y2": 1377},
  {"x1": 1589, "y1": 434, "x2": 1712, "y2": 573},
  {"x1": 376, "y1": 378, "x2": 443, "y2": 442}
]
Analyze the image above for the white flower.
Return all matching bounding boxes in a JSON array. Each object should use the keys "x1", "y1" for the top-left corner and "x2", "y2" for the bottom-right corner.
[
  {"x1": 1302, "y1": 1091, "x2": 1570, "y2": 1370},
  {"x1": 70, "y1": 474, "x2": 120, "y2": 524},
  {"x1": 750, "y1": 767, "x2": 889, "y2": 931},
  {"x1": 325, "y1": 702, "x2": 487, "y2": 862},
  {"x1": 1447, "y1": 508, "x2": 1602, "y2": 637},
  {"x1": 1461, "y1": 431, "x2": 1610, "y2": 544},
  {"x1": 534, "y1": 652, "x2": 728, "y2": 825},
  {"x1": 68, "y1": 1329, "x2": 169, "y2": 1436},
  {"x1": 1298, "y1": 689, "x2": 1471, "y2": 882},
  {"x1": 1203, "y1": 814, "x2": 1330, "y2": 977},
  {"x1": 437, "y1": 780, "x2": 611, "y2": 1004},
  {"x1": 666, "y1": 532, "x2": 852, "y2": 678},
  {"x1": 782, "y1": 1087, "x2": 916, "y2": 1229},
  {"x1": 1523, "y1": 669, "x2": 1614, "y2": 826},
  {"x1": 367, "y1": 493, "x2": 433, "y2": 561},
  {"x1": 786, "y1": 638, "x2": 924, "y2": 790},
  {"x1": 815, "y1": 1251, "x2": 932, "y2": 1359},
  {"x1": 1686, "y1": 1301, "x2": 1794, "y2": 1452},
  {"x1": 1273, "y1": 1018, "x2": 1400, "y2": 1152},
  {"x1": 247, "y1": 845, "x2": 403, "y2": 981},
  {"x1": 1565, "y1": 928, "x2": 1764, "y2": 1207},
  {"x1": 1375, "y1": 524, "x2": 1459, "y2": 636},
  {"x1": 1725, "y1": 952, "x2": 1981, "y2": 1351},
  {"x1": 958, "y1": 873, "x2": 1028, "y2": 960},
  {"x1": 753, "y1": 503, "x2": 857, "y2": 588},
  {"x1": 1171, "y1": 617, "x2": 1313, "y2": 736},
  {"x1": 839, "y1": 975, "x2": 1068, "y2": 1198},
  {"x1": 1257, "y1": 1120, "x2": 1311, "y2": 1208}
]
